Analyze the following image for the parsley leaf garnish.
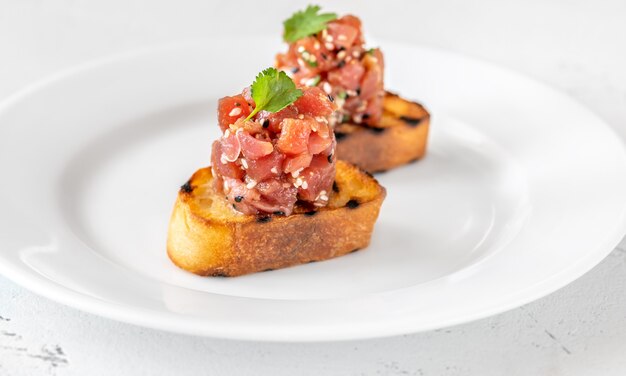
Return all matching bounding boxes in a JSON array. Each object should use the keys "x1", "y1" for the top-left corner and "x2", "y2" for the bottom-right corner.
[
  {"x1": 245, "y1": 68, "x2": 303, "y2": 121},
  {"x1": 283, "y1": 5, "x2": 337, "y2": 43}
]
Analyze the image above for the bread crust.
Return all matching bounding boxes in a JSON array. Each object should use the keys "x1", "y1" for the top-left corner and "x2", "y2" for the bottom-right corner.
[
  {"x1": 167, "y1": 160, "x2": 386, "y2": 276},
  {"x1": 335, "y1": 92, "x2": 430, "y2": 173}
]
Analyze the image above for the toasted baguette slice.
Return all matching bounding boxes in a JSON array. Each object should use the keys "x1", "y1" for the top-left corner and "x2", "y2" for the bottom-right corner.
[
  {"x1": 335, "y1": 92, "x2": 430, "y2": 173},
  {"x1": 167, "y1": 160, "x2": 386, "y2": 277}
]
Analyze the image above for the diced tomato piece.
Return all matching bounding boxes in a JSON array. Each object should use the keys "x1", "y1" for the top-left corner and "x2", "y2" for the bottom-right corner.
[
  {"x1": 257, "y1": 106, "x2": 299, "y2": 134},
  {"x1": 298, "y1": 154, "x2": 335, "y2": 202},
  {"x1": 326, "y1": 22, "x2": 359, "y2": 49},
  {"x1": 211, "y1": 141, "x2": 244, "y2": 179},
  {"x1": 221, "y1": 131, "x2": 241, "y2": 162},
  {"x1": 218, "y1": 95, "x2": 251, "y2": 131},
  {"x1": 276, "y1": 118, "x2": 312, "y2": 155},
  {"x1": 308, "y1": 132, "x2": 332, "y2": 155},
  {"x1": 246, "y1": 151, "x2": 284, "y2": 182},
  {"x1": 327, "y1": 61, "x2": 365, "y2": 91},
  {"x1": 293, "y1": 87, "x2": 335, "y2": 116},
  {"x1": 359, "y1": 66, "x2": 381, "y2": 100},
  {"x1": 283, "y1": 152, "x2": 313, "y2": 173},
  {"x1": 237, "y1": 131, "x2": 273, "y2": 160}
]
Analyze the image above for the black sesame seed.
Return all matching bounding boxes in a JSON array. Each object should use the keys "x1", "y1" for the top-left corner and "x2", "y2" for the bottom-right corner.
[
  {"x1": 256, "y1": 215, "x2": 272, "y2": 223},
  {"x1": 338, "y1": 46, "x2": 346, "y2": 52},
  {"x1": 332, "y1": 181, "x2": 339, "y2": 193},
  {"x1": 356, "y1": 87, "x2": 361, "y2": 96},
  {"x1": 304, "y1": 210, "x2": 317, "y2": 216},
  {"x1": 234, "y1": 102, "x2": 241, "y2": 107},
  {"x1": 337, "y1": 61, "x2": 346, "y2": 68},
  {"x1": 335, "y1": 132, "x2": 347, "y2": 141},
  {"x1": 362, "y1": 113, "x2": 370, "y2": 120},
  {"x1": 234, "y1": 195, "x2": 244, "y2": 202},
  {"x1": 327, "y1": 94, "x2": 334, "y2": 102},
  {"x1": 327, "y1": 153, "x2": 333, "y2": 163},
  {"x1": 232, "y1": 204, "x2": 237, "y2": 209},
  {"x1": 321, "y1": 53, "x2": 328, "y2": 60},
  {"x1": 262, "y1": 119, "x2": 269, "y2": 128},
  {"x1": 291, "y1": 67, "x2": 300, "y2": 74},
  {"x1": 369, "y1": 127, "x2": 386, "y2": 134},
  {"x1": 346, "y1": 199, "x2": 360, "y2": 209},
  {"x1": 273, "y1": 211, "x2": 285, "y2": 216},
  {"x1": 399, "y1": 116, "x2": 423, "y2": 126},
  {"x1": 180, "y1": 180, "x2": 193, "y2": 193}
]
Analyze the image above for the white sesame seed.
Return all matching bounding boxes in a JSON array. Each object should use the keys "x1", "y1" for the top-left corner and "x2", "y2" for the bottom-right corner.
[
  {"x1": 297, "y1": 46, "x2": 305, "y2": 53},
  {"x1": 321, "y1": 29, "x2": 327, "y2": 38},
  {"x1": 337, "y1": 34, "x2": 347, "y2": 41},
  {"x1": 320, "y1": 194, "x2": 329, "y2": 201},
  {"x1": 240, "y1": 159, "x2": 248, "y2": 169},
  {"x1": 337, "y1": 51, "x2": 346, "y2": 60},
  {"x1": 325, "y1": 35, "x2": 334, "y2": 42},
  {"x1": 297, "y1": 58, "x2": 305, "y2": 66},
  {"x1": 224, "y1": 129, "x2": 230, "y2": 138},
  {"x1": 324, "y1": 43, "x2": 334, "y2": 50},
  {"x1": 229, "y1": 107, "x2": 242, "y2": 117},
  {"x1": 309, "y1": 54, "x2": 317, "y2": 62},
  {"x1": 346, "y1": 89, "x2": 357, "y2": 96},
  {"x1": 320, "y1": 190, "x2": 327, "y2": 196},
  {"x1": 314, "y1": 42, "x2": 320, "y2": 50},
  {"x1": 352, "y1": 50, "x2": 360, "y2": 58},
  {"x1": 301, "y1": 181, "x2": 308, "y2": 189},
  {"x1": 220, "y1": 154, "x2": 228, "y2": 164},
  {"x1": 345, "y1": 56, "x2": 352, "y2": 63},
  {"x1": 246, "y1": 180, "x2": 257, "y2": 189},
  {"x1": 315, "y1": 116, "x2": 328, "y2": 124},
  {"x1": 322, "y1": 82, "x2": 332, "y2": 94},
  {"x1": 270, "y1": 167, "x2": 278, "y2": 174},
  {"x1": 298, "y1": 114, "x2": 304, "y2": 120}
]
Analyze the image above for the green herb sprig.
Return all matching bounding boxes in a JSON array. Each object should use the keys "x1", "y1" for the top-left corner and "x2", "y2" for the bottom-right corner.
[
  {"x1": 245, "y1": 68, "x2": 303, "y2": 121},
  {"x1": 283, "y1": 5, "x2": 337, "y2": 43}
]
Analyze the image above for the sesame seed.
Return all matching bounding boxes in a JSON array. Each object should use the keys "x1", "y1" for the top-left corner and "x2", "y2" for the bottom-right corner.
[
  {"x1": 270, "y1": 167, "x2": 278, "y2": 174},
  {"x1": 337, "y1": 34, "x2": 347, "y2": 41},
  {"x1": 302, "y1": 181, "x2": 308, "y2": 189},
  {"x1": 325, "y1": 43, "x2": 334, "y2": 50},
  {"x1": 322, "y1": 82, "x2": 332, "y2": 94},
  {"x1": 320, "y1": 194, "x2": 329, "y2": 201},
  {"x1": 224, "y1": 129, "x2": 230, "y2": 138},
  {"x1": 337, "y1": 51, "x2": 346, "y2": 60},
  {"x1": 240, "y1": 159, "x2": 248, "y2": 169},
  {"x1": 220, "y1": 154, "x2": 228, "y2": 164},
  {"x1": 229, "y1": 107, "x2": 242, "y2": 117},
  {"x1": 297, "y1": 46, "x2": 305, "y2": 53},
  {"x1": 298, "y1": 114, "x2": 304, "y2": 119},
  {"x1": 246, "y1": 180, "x2": 257, "y2": 189},
  {"x1": 320, "y1": 190, "x2": 327, "y2": 196},
  {"x1": 314, "y1": 41, "x2": 320, "y2": 50},
  {"x1": 325, "y1": 35, "x2": 334, "y2": 42},
  {"x1": 234, "y1": 195, "x2": 243, "y2": 202},
  {"x1": 352, "y1": 50, "x2": 360, "y2": 58}
]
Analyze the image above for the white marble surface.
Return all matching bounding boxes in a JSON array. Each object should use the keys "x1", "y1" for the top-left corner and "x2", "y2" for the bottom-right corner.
[{"x1": 1, "y1": 0, "x2": 626, "y2": 374}]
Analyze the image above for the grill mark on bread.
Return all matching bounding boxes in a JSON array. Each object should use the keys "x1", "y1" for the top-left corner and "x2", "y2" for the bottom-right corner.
[
  {"x1": 346, "y1": 199, "x2": 360, "y2": 209},
  {"x1": 400, "y1": 115, "x2": 423, "y2": 126},
  {"x1": 180, "y1": 180, "x2": 193, "y2": 193}
]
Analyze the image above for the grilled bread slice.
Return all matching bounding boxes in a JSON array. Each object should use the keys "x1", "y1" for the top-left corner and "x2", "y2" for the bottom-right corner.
[
  {"x1": 335, "y1": 92, "x2": 430, "y2": 173},
  {"x1": 167, "y1": 160, "x2": 386, "y2": 277}
]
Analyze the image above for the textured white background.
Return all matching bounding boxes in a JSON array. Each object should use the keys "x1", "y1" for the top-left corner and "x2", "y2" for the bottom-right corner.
[{"x1": 1, "y1": 0, "x2": 626, "y2": 375}]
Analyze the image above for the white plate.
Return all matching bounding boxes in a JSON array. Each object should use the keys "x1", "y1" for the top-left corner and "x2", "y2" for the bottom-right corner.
[{"x1": 1, "y1": 37, "x2": 625, "y2": 341}]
